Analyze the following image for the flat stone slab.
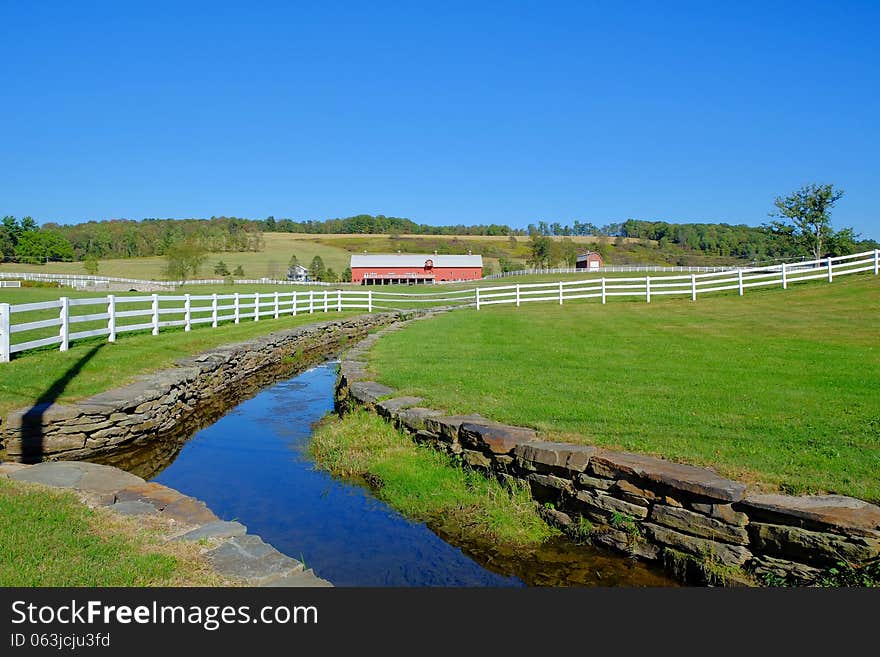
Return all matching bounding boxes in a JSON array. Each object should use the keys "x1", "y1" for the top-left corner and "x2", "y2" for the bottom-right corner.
[
  {"x1": 112, "y1": 500, "x2": 159, "y2": 516},
  {"x1": 589, "y1": 450, "x2": 746, "y2": 503},
  {"x1": 161, "y1": 496, "x2": 219, "y2": 525},
  {"x1": 739, "y1": 494, "x2": 880, "y2": 538},
  {"x1": 349, "y1": 381, "x2": 395, "y2": 404},
  {"x1": 424, "y1": 414, "x2": 489, "y2": 441},
  {"x1": 515, "y1": 440, "x2": 597, "y2": 472},
  {"x1": 459, "y1": 422, "x2": 538, "y2": 455},
  {"x1": 396, "y1": 407, "x2": 443, "y2": 432},
  {"x1": 9, "y1": 461, "x2": 145, "y2": 495},
  {"x1": 174, "y1": 520, "x2": 248, "y2": 542},
  {"x1": 206, "y1": 535, "x2": 304, "y2": 584},
  {"x1": 116, "y1": 482, "x2": 187, "y2": 510},
  {"x1": 259, "y1": 569, "x2": 333, "y2": 588},
  {"x1": 0, "y1": 462, "x2": 33, "y2": 477},
  {"x1": 375, "y1": 396, "x2": 424, "y2": 418}
]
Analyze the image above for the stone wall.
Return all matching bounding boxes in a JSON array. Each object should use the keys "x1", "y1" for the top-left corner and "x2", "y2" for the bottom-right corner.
[
  {"x1": 1, "y1": 313, "x2": 399, "y2": 465},
  {"x1": 336, "y1": 324, "x2": 880, "y2": 586}
]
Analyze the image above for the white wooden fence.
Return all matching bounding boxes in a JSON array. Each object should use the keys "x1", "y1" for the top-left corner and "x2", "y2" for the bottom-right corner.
[{"x1": 1, "y1": 250, "x2": 877, "y2": 362}]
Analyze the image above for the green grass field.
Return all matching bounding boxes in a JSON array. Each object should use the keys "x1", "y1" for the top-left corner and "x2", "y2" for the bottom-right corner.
[
  {"x1": 0, "y1": 477, "x2": 227, "y2": 585},
  {"x1": 367, "y1": 275, "x2": 880, "y2": 502}
]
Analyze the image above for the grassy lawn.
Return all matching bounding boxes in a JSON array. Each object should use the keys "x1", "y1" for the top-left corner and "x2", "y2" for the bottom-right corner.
[
  {"x1": 310, "y1": 410, "x2": 557, "y2": 546},
  {"x1": 0, "y1": 309, "x2": 361, "y2": 418},
  {"x1": 0, "y1": 477, "x2": 228, "y2": 586},
  {"x1": 367, "y1": 275, "x2": 880, "y2": 502}
]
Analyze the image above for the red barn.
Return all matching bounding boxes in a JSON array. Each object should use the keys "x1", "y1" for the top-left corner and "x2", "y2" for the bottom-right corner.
[
  {"x1": 575, "y1": 251, "x2": 604, "y2": 270},
  {"x1": 350, "y1": 254, "x2": 483, "y2": 285}
]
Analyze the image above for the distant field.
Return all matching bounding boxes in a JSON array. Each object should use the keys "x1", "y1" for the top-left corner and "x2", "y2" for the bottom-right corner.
[
  {"x1": 0, "y1": 231, "x2": 741, "y2": 282},
  {"x1": 367, "y1": 275, "x2": 880, "y2": 502}
]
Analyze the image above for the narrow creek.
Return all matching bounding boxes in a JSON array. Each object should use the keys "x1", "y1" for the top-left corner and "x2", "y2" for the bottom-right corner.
[{"x1": 109, "y1": 362, "x2": 676, "y2": 586}]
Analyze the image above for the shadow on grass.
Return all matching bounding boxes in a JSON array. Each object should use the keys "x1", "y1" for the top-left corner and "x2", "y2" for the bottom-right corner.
[{"x1": 19, "y1": 343, "x2": 105, "y2": 464}]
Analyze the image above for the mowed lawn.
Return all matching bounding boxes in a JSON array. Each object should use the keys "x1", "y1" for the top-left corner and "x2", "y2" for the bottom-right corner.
[{"x1": 368, "y1": 276, "x2": 880, "y2": 502}]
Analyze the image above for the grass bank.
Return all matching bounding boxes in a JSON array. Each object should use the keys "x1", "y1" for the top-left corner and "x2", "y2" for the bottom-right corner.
[
  {"x1": 368, "y1": 276, "x2": 880, "y2": 502},
  {"x1": 0, "y1": 310, "x2": 361, "y2": 418},
  {"x1": 0, "y1": 477, "x2": 228, "y2": 586},
  {"x1": 310, "y1": 410, "x2": 558, "y2": 547}
]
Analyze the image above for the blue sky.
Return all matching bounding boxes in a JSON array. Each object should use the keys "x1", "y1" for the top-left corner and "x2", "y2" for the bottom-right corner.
[{"x1": 1, "y1": 1, "x2": 878, "y2": 238}]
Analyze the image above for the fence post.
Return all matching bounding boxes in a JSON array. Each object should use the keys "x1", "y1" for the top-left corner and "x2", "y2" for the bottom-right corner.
[
  {"x1": 254, "y1": 292, "x2": 260, "y2": 321},
  {"x1": 645, "y1": 276, "x2": 651, "y2": 303},
  {"x1": 515, "y1": 284, "x2": 520, "y2": 307},
  {"x1": 107, "y1": 295, "x2": 116, "y2": 343},
  {"x1": 184, "y1": 293, "x2": 192, "y2": 332},
  {"x1": 310, "y1": 291, "x2": 314, "y2": 314},
  {"x1": 827, "y1": 257, "x2": 833, "y2": 283},
  {"x1": 0, "y1": 303, "x2": 10, "y2": 363},
  {"x1": 368, "y1": 290, "x2": 372, "y2": 313},
  {"x1": 738, "y1": 270, "x2": 743, "y2": 296},
  {"x1": 234, "y1": 293, "x2": 240, "y2": 324},
  {"x1": 60, "y1": 296, "x2": 70, "y2": 350},
  {"x1": 150, "y1": 294, "x2": 159, "y2": 336},
  {"x1": 875, "y1": 249, "x2": 880, "y2": 276},
  {"x1": 559, "y1": 281, "x2": 564, "y2": 305},
  {"x1": 211, "y1": 293, "x2": 218, "y2": 328},
  {"x1": 476, "y1": 287, "x2": 481, "y2": 310},
  {"x1": 601, "y1": 277, "x2": 606, "y2": 304},
  {"x1": 691, "y1": 274, "x2": 696, "y2": 301},
  {"x1": 782, "y1": 262, "x2": 787, "y2": 290},
  {"x1": 292, "y1": 291, "x2": 298, "y2": 316},
  {"x1": 274, "y1": 292, "x2": 280, "y2": 319},
  {"x1": 337, "y1": 289, "x2": 342, "y2": 312},
  {"x1": 323, "y1": 290, "x2": 328, "y2": 312}
]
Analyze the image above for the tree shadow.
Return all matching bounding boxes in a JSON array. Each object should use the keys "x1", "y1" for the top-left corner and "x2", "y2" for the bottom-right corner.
[{"x1": 19, "y1": 343, "x2": 105, "y2": 464}]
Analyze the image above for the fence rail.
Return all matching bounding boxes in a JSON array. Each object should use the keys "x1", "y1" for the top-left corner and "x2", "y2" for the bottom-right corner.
[{"x1": 1, "y1": 249, "x2": 877, "y2": 362}]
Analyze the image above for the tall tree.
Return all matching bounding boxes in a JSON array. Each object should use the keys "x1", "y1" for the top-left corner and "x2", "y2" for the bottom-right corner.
[
  {"x1": 308, "y1": 255, "x2": 326, "y2": 280},
  {"x1": 771, "y1": 183, "x2": 844, "y2": 260}
]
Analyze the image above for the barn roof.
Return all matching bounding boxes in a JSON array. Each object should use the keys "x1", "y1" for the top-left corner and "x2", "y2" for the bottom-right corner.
[{"x1": 350, "y1": 254, "x2": 483, "y2": 268}]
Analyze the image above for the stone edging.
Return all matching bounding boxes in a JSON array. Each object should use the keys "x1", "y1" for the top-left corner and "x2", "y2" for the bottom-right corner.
[
  {"x1": 0, "y1": 460, "x2": 331, "y2": 587},
  {"x1": 335, "y1": 321, "x2": 880, "y2": 586}
]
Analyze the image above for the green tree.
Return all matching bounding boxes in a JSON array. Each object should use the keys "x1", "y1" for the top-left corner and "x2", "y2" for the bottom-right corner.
[
  {"x1": 287, "y1": 253, "x2": 299, "y2": 277},
  {"x1": 214, "y1": 260, "x2": 230, "y2": 276},
  {"x1": 164, "y1": 239, "x2": 206, "y2": 280},
  {"x1": 309, "y1": 255, "x2": 326, "y2": 280},
  {"x1": 498, "y1": 256, "x2": 516, "y2": 273},
  {"x1": 233, "y1": 264, "x2": 245, "y2": 276},
  {"x1": 771, "y1": 183, "x2": 845, "y2": 260},
  {"x1": 342, "y1": 266, "x2": 352, "y2": 282},
  {"x1": 83, "y1": 256, "x2": 99, "y2": 275},
  {"x1": 14, "y1": 230, "x2": 75, "y2": 264},
  {"x1": 322, "y1": 267, "x2": 338, "y2": 282},
  {"x1": 526, "y1": 234, "x2": 553, "y2": 268}
]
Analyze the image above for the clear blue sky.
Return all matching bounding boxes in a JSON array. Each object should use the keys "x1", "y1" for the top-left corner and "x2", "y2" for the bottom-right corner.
[{"x1": 1, "y1": 1, "x2": 878, "y2": 238}]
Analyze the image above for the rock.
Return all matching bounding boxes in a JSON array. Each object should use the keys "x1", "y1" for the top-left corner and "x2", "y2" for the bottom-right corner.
[
  {"x1": 644, "y1": 523, "x2": 752, "y2": 567},
  {"x1": 690, "y1": 503, "x2": 748, "y2": 526},
  {"x1": 116, "y1": 482, "x2": 186, "y2": 510},
  {"x1": 396, "y1": 407, "x2": 443, "y2": 433},
  {"x1": 747, "y1": 523, "x2": 880, "y2": 568},
  {"x1": 611, "y1": 479, "x2": 656, "y2": 506},
  {"x1": 259, "y1": 569, "x2": 333, "y2": 588},
  {"x1": 5, "y1": 432, "x2": 87, "y2": 456},
  {"x1": 206, "y1": 535, "x2": 304, "y2": 585},
  {"x1": 575, "y1": 489, "x2": 649, "y2": 521},
  {"x1": 649, "y1": 505, "x2": 750, "y2": 545},
  {"x1": 424, "y1": 414, "x2": 488, "y2": 442},
  {"x1": 749, "y1": 555, "x2": 824, "y2": 584},
  {"x1": 375, "y1": 396, "x2": 424, "y2": 419},
  {"x1": 589, "y1": 450, "x2": 746, "y2": 503},
  {"x1": 161, "y1": 496, "x2": 219, "y2": 525},
  {"x1": 349, "y1": 381, "x2": 395, "y2": 405},
  {"x1": 461, "y1": 450, "x2": 492, "y2": 469},
  {"x1": 0, "y1": 462, "x2": 31, "y2": 477},
  {"x1": 112, "y1": 500, "x2": 159, "y2": 516},
  {"x1": 739, "y1": 494, "x2": 880, "y2": 538},
  {"x1": 514, "y1": 441, "x2": 596, "y2": 473},
  {"x1": 593, "y1": 527, "x2": 661, "y2": 561},
  {"x1": 575, "y1": 473, "x2": 614, "y2": 491},
  {"x1": 539, "y1": 506, "x2": 574, "y2": 530},
  {"x1": 174, "y1": 521, "x2": 248, "y2": 542},
  {"x1": 527, "y1": 473, "x2": 574, "y2": 493},
  {"x1": 9, "y1": 461, "x2": 144, "y2": 495},
  {"x1": 459, "y1": 422, "x2": 537, "y2": 454}
]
